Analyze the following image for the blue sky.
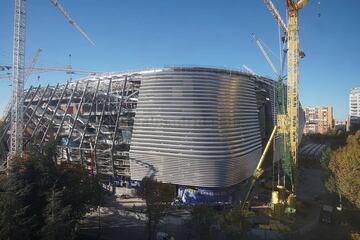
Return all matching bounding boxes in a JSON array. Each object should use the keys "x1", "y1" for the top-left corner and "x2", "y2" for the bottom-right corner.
[{"x1": 0, "y1": 0, "x2": 359, "y2": 119}]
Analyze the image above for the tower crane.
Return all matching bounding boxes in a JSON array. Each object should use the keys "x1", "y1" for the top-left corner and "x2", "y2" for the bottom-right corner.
[
  {"x1": 285, "y1": 0, "x2": 308, "y2": 173},
  {"x1": 241, "y1": 34, "x2": 286, "y2": 210},
  {"x1": 251, "y1": 33, "x2": 278, "y2": 76},
  {"x1": 262, "y1": 0, "x2": 309, "y2": 170},
  {"x1": 242, "y1": 65, "x2": 257, "y2": 75},
  {"x1": 241, "y1": 0, "x2": 308, "y2": 212},
  {"x1": 0, "y1": 65, "x2": 99, "y2": 79},
  {"x1": 267, "y1": 0, "x2": 308, "y2": 208},
  {"x1": 9, "y1": 0, "x2": 95, "y2": 164},
  {"x1": 25, "y1": 48, "x2": 41, "y2": 80}
]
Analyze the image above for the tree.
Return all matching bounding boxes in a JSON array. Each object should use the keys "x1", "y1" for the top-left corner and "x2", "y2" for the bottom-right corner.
[
  {"x1": 328, "y1": 130, "x2": 360, "y2": 208},
  {"x1": 0, "y1": 173, "x2": 31, "y2": 240},
  {"x1": 0, "y1": 145, "x2": 102, "y2": 240},
  {"x1": 220, "y1": 207, "x2": 248, "y2": 240},
  {"x1": 303, "y1": 129, "x2": 347, "y2": 150},
  {"x1": 40, "y1": 162, "x2": 101, "y2": 240},
  {"x1": 137, "y1": 176, "x2": 175, "y2": 240},
  {"x1": 186, "y1": 204, "x2": 217, "y2": 240}
]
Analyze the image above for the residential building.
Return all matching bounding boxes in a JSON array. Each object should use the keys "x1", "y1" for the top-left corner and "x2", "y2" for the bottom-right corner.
[
  {"x1": 334, "y1": 120, "x2": 346, "y2": 131},
  {"x1": 349, "y1": 87, "x2": 360, "y2": 130},
  {"x1": 303, "y1": 106, "x2": 333, "y2": 134}
]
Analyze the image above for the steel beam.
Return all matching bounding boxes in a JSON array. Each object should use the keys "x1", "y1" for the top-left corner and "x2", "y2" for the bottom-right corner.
[
  {"x1": 93, "y1": 79, "x2": 112, "y2": 174},
  {"x1": 110, "y1": 76, "x2": 127, "y2": 179},
  {"x1": 66, "y1": 80, "x2": 90, "y2": 146},
  {"x1": 55, "y1": 81, "x2": 79, "y2": 140},
  {"x1": 26, "y1": 83, "x2": 59, "y2": 144},
  {"x1": 40, "y1": 81, "x2": 69, "y2": 146},
  {"x1": 78, "y1": 79, "x2": 101, "y2": 149},
  {"x1": 24, "y1": 84, "x2": 50, "y2": 130}
]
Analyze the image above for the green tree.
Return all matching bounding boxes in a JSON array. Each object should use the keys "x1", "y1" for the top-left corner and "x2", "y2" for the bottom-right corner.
[
  {"x1": 0, "y1": 173, "x2": 31, "y2": 240},
  {"x1": 220, "y1": 207, "x2": 248, "y2": 240},
  {"x1": 186, "y1": 204, "x2": 217, "y2": 240},
  {"x1": 328, "y1": 130, "x2": 360, "y2": 208},
  {"x1": 0, "y1": 145, "x2": 102, "y2": 240},
  {"x1": 137, "y1": 176, "x2": 175, "y2": 240},
  {"x1": 40, "y1": 162, "x2": 101, "y2": 240}
]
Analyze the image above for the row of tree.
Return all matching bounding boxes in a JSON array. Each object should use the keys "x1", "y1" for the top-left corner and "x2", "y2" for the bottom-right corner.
[
  {"x1": 0, "y1": 143, "x2": 103, "y2": 240},
  {"x1": 185, "y1": 204, "x2": 249, "y2": 240},
  {"x1": 321, "y1": 130, "x2": 360, "y2": 209},
  {"x1": 318, "y1": 130, "x2": 360, "y2": 239}
]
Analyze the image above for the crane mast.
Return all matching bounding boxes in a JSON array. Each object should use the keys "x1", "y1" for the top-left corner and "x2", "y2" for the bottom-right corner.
[
  {"x1": 262, "y1": 0, "x2": 308, "y2": 185},
  {"x1": 286, "y1": 0, "x2": 308, "y2": 169},
  {"x1": 9, "y1": 0, "x2": 26, "y2": 161},
  {"x1": 242, "y1": 0, "x2": 308, "y2": 210}
]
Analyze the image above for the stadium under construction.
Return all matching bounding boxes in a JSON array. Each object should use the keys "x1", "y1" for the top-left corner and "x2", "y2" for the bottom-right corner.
[{"x1": 0, "y1": 66, "x2": 304, "y2": 203}]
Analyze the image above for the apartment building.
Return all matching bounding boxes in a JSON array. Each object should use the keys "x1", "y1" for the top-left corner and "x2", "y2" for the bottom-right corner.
[
  {"x1": 349, "y1": 87, "x2": 360, "y2": 129},
  {"x1": 304, "y1": 106, "x2": 333, "y2": 134}
]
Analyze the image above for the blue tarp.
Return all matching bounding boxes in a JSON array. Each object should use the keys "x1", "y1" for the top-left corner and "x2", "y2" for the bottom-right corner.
[{"x1": 178, "y1": 186, "x2": 235, "y2": 204}]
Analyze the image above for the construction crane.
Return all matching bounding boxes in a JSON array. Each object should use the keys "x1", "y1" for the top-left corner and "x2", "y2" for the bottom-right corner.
[
  {"x1": 49, "y1": 0, "x2": 96, "y2": 47},
  {"x1": 285, "y1": 0, "x2": 308, "y2": 172},
  {"x1": 0, "y1": 48, "x2": 41, "y2": 84},
  {"x1": 251, "y1": 33, "x2": 278, "y2": 76},
  {"x1": 241, "y1": 34, "x2": 283, "y2": 210},
  {"x1": 9, "y1": 0, "x2": 95, "y2": 163},
  {"x1": 263, "y1": 0, "x2": 308, "y2": 165},
  {"x1": 242, "y1": 0, "x2": 308, "y2": 212},
  {"x1": 0, "y1": 65, "x2": 99, "y2": 79},
  {"x1": 268, "y1": 0, "x2": 308, "y2": 210},
  {"x1": 242, "y1": 64, "x2": 257, "y2": 75},
  {"x1": 25, "y1": 48, "x2": 42, "y2": 80},
  {"x1": 1, "y1": 48, "x2": 41, "y2": 119}
]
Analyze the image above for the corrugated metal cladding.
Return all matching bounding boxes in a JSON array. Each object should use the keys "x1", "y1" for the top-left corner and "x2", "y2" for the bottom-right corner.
[{"x1": 130, "y1": 68, "x2": 263, "y2": 188}]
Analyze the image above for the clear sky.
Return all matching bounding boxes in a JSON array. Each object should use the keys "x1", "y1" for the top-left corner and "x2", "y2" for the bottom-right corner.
[{"x1": 0, "y1": 0, "x2": 359, "y2": 120}]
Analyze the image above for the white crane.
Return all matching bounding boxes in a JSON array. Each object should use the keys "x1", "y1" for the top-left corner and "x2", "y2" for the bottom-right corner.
[
  {"x1": 263, "y1": 0, "x2": 288, "y2": 34},
  {"x1": 49, "y1": 0, "x2": 96, "y2": 47},
  {"x1": 251, "y1": 33, "x2": 278, "y2": 76},
  {"x1": 9, "y1": 0, "x2": 95, "y2": 164},
  {"x1": 242, "y1": 65, "x2": 257, "y2": 75},
  {"x1": 0, "y1": 65, "x2": 99, "y2": 79},
  {"x1": 25, "y1": 48, "x2": 42, "y2": 80}
]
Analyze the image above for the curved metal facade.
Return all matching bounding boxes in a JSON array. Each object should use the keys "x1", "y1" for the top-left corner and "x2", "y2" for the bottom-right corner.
[
  {"x1": 130, "y1": 68, "x2": 263, "y2": 187},
  {"x1": 0, "y1": 67, "x2": 303, "y2": 188}
]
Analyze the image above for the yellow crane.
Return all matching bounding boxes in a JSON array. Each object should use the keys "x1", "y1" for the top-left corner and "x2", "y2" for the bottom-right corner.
[
  {"x1": 265, "y1": 0, "x2": 308, "y2": 211},
  {"x1": 285, "y1": 0, "x2": 308, "y2": 172},
  {"x1": 241, "y1": 0, "x2": 309, "y2": 211},
  {"x1": 263, "y1": 0, "x2": 308, "y2": 184}
]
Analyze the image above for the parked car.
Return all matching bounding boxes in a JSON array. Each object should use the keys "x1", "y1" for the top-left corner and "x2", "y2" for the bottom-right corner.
[
  {"x1": 156, "y1": 232, "x2": 174, "y2": 240},
  {"x1": 320, "y1": 205, "x2": 333, "y2": 224}
]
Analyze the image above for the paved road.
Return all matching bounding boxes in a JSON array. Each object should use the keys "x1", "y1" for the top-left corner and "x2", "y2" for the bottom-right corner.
[{"x1": 79, "y1": 198, "x2": 192, "y2": 240}]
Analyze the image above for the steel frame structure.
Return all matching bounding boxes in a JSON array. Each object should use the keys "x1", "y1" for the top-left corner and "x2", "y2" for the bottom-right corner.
[{"x1": 1, "y1": 73, "x2": 140, "y2": 179}]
